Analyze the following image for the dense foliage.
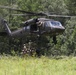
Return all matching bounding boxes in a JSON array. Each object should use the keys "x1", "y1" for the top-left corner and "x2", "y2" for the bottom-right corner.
[{"x1": 0, "y1": 0, "x2": 76, "y2": 56}]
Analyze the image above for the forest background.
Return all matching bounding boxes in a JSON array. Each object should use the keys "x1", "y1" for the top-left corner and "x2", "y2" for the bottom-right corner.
[{"x1": 0, "y1": 0, "x2": 76, "y2": 56}]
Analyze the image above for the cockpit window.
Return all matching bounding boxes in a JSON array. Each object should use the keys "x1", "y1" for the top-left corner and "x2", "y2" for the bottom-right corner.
[{"x1": 50, "y1": 21, "x2": 62, "y2": 26}]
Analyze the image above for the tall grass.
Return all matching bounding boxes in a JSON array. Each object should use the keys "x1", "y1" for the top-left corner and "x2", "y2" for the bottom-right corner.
[{"x1": 0, "y1": 56, "x2": 76, "y2": 75}]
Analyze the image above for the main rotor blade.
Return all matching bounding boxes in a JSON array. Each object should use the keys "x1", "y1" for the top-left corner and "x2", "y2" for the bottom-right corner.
[
  {"x1": 0, "y1": 5, "x2": 47, "y2": 16},
  {"x1": 0, "y1": 5, "x2": 76, "y2": 18},
  {"x1": 11, "y1": 13, "x2": 46, "y2": 16},
  {"x1": 47, "y1": 14, "x2": 76, "y2": 18},
  {"x1": 12, "y1": 14, "x2": 76, "y2": 18},
  {"x1": 11, "y1": 14, "x2": 29, "y2": 16},
  {"x1": 0, "y1": 5, "x2": 34, "y2": 14}
]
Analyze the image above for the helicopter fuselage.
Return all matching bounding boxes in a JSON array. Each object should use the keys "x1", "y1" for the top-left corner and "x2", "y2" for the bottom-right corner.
[
  {"x1": 11, "y1": 21, "x2": 65, "y2": 37},
  {"x1": 1, "y1": 18, "x2": 65, "y2": 38}
]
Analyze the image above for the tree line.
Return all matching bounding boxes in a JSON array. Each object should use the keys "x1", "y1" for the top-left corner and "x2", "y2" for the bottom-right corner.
[{"x1": 0, "y1": 0, "x2": 76, "y2": 56}]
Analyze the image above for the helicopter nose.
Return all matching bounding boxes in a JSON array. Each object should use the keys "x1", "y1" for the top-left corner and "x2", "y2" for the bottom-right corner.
[
  {"x1": 51, "y1": 26, "x2": 65, "y2": 34},
  {"x1": 55, "y1": 27, "x2": 65, "y2": 33},
  {"x1": 60, "y1": 27, "x2": 65, "y2": 31}
]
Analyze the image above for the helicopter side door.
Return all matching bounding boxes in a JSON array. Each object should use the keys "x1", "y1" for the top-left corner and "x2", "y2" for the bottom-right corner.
[{"x1": 30, "y1": 24, "x2": 37, "y2": 32}]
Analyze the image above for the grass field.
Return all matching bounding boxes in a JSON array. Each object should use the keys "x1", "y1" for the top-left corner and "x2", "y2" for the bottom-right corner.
[{"x1": 0, "y1": 56, "x2": 76, "y2": 75}]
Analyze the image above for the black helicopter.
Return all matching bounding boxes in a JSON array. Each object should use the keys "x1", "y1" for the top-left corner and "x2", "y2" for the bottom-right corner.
[{"x1": 0, "y1": 5, "x2": 75, "y2": 44}]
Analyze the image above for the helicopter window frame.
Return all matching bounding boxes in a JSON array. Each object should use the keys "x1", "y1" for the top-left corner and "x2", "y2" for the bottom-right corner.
[
  {"x1": 44, "y1": 21, "x2": 51, "y2": 28},
  {"x1": 44, "y1": 21, "x2": 52, "y2": 31}
]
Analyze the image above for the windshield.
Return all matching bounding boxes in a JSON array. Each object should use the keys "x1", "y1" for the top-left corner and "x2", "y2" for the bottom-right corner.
[{"x1": 50, "y1": 21, "x2": 62, "y2": 26}]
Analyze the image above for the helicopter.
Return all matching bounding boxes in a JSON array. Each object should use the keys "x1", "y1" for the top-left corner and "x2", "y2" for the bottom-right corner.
[
  {"x1": 1, "y1": 17, "x2": 65, "y2": 44},
  {"x1": 0, "y1": 5, "x2": 69, "y2": 44}
]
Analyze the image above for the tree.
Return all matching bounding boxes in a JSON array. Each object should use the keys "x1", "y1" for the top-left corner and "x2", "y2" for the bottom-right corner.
[
  {"x1": 61, "y1": 17, "x2": 76, "y2": 55},
  {"x1": 0, "y1": 0, "x2": 76, "y2": 56},
  {"x1": 65, "y1": 0, "x2": 76, "y2": 15}
]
